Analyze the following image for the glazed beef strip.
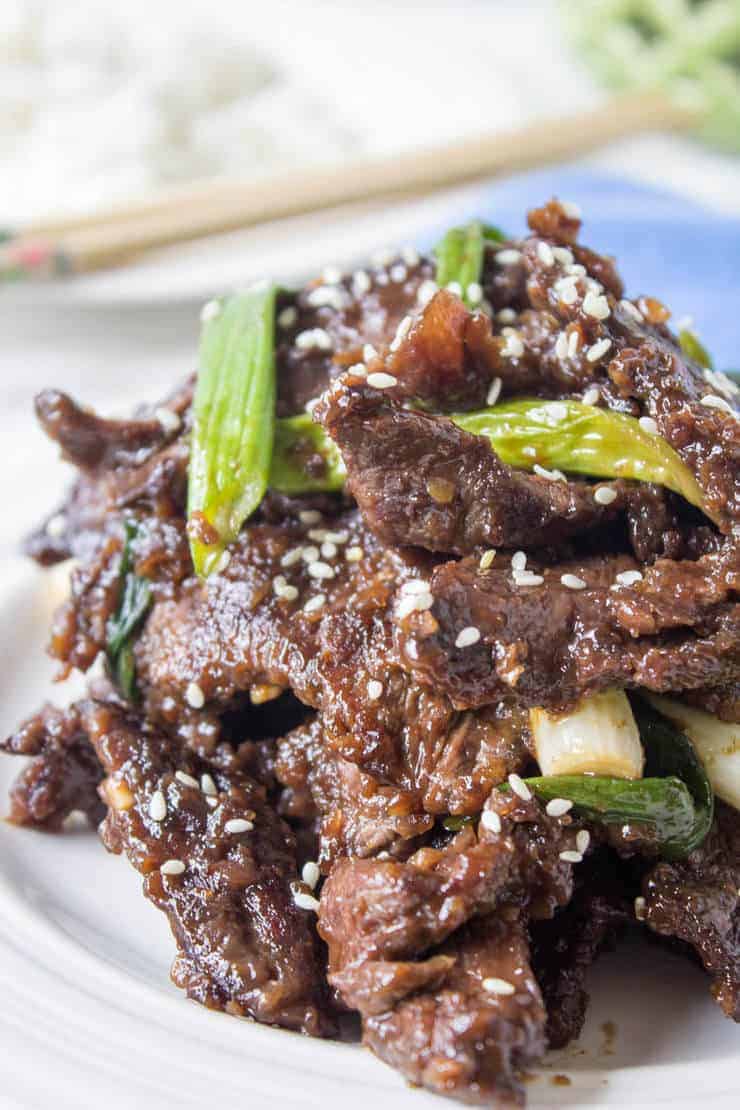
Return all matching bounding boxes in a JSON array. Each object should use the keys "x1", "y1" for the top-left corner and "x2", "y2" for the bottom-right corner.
[
  {"x1": 81, "y1": 698, "x2": 335, "y2": 1035},
  {"x1": 316, "y1": 372, "x2": 634, "y2": 555},
  {"x1": 641, "y1": 801, "x2": 740, "y2": 1021},
  {"x1": 319, "y1": 791, "x2": 582, "y2": 1102},
  {"x1": 398, "y1": 550, "x2": 740, "y2": 710},
  {"x1": 1, "y1": 703, "x2": 105, "y2": 830}
]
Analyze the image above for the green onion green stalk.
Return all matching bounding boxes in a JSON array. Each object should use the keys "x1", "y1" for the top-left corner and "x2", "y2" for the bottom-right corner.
[{"x1": 106, "y1": 521, "x2": 153, "y2": 701}]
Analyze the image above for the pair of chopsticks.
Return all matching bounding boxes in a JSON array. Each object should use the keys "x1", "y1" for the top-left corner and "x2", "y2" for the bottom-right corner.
[{"x1": 1, "y1": 90, "x2": 695, "y2": 281}]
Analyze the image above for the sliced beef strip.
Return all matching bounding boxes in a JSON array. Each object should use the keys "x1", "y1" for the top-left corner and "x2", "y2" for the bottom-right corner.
[
  {"x1": 399, "y1": 550, "x2": 740, "y2": 710},
  {"x1": 362, "y1": 916, "x2": 546, "y2": 1107},
  {"x1": 1, "y1": 703, "x2": 105, "y2": 829},
  {"x1": 316, "y1": 373, "x2": 631, "y2": 556},
  {"x1": 530, "y1": 855, "x2": 632, "y2": 1049},
  {"x1": 81, "y1": 698, "x2": 335, "y2": 1035},
  {"x1": 642, "y1": 802, "x2": 740, "y2": 1021},
  {"x1": 319, "y1": 794, "x2": 582, "y2": 1102}
]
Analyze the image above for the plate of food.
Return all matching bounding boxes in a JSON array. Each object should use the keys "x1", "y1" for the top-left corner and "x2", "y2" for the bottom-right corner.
[{"x1": 0, "y1": 191, "x2": 738, "y2": 1109}]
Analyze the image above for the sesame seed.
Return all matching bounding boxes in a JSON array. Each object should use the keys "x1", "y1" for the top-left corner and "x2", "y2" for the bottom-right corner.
[
  {"x1": 307, "y1": 529, "x2": 328, "y2": 543},
  {"x1": 497, "y1": 308, "x2": 516, "y2": 323},
  {"x1": 544, "y1": 401, "x2": 568, "y2": 423},
  {"x1": 561, "y1": 200, "x2": 581, "y2": 219},
  {"x1": 582, "y1": 386, "x2": 600, "y2": 406},
  {"x1": 303, "y1": 593, "x2": 326, "y2": 613},
  {"x1": 307, "y1": 285, "x2": 347, "y2": 311},
  {"x1": 553, "y1": 246, "x2": 574, "y2": 266},
  {"x1": 486, "y1": 377, "x2": 502, "y2": 406},
  {"x1": 455, "y1": 626, "x2": 481, "y2": 649},
  {"x1": 479, "y1": 549, "x2": 496, "y2": 570},
  {"x1": 586, "y1": 337, "x2": 612, "y2": 363},
  {"x1": 620, "y1": 299, "x2": 643, "y2": 322},
  {"x1": 390, "y1": 263, "x2": 408, "y2": 284},
  {"x1": 352, "y1": 270, "x2": 371, "y2": 296},
  {"x1": 561, "y1": 573, "x2": 587, "y2": 590},
  {"x1": 496, "y1": 249, "x2": 522, "y2": 265},
  {"x1": 467, "y1": 281, "x2": 483, "y2": 305},
  {"x1": 371, "y1": 247, "x2": 394, "y2": 268},
  {"x1": 280, "y1": 547, "x2": 303, "y2": 568},
  {"x1": 200, "y1": 299, "x2": 221, "y2": 323},
  {"x1": 417, "y1": 279, "x2": 438, "y2": 306},
  {"x1": 293, "y1": 890, "x2": 321, "y2": 912},
  {"x1": 175, "y1": 771, "x2": 199, "y2": 789},
  {"x1": 307, "y1": 561, "x2": 335, "y2": 581},
  {"x1": 367, "y1": 679, "x2": 383, "y2": 700},
  {"x1": 401, "y1": 245, "x2": 420, "y2": 267},
  {"x1": 554, "y1": 276, "x2": 578, "y2": 305},
  {"x1": 555, "y1": 332, "x2": 568, "y2": 360},
  {"x1": 582, "y1": 291, "x2": 610, "y2": 320},
  {"x1": 46, "y1": 513, "x2": 66, "y2": 537},
  {"x1": 638, "y1": 416, "x2": 659, "y2": 435},
  {"x1": 201, "y1": 774, "x2": 217, "y2": 797},
  {"x1": 482, "y1": 976, "x2": 516, "y2": 996},
  {"x1": 328, "y1": 533, "x2": 355, "y2": 548},
  {"x1": 508, "y1": 773, "x2": 532, "y2": 801},
  {"x1": 397, "y1": 592, "x2": 434, "y2": 618},
  {"x1": 299, "y1": 510, "x2": 321, "y2": 526},
  {"x1": 511, "y1": 551, "x2": 527, "y2": 571},
  {"x1": 513, "y1": 571, "x2": 544, "y2": 587},
  {"x1": 533, "y1": 463, "x2": 566, "y2": 482},
  {"x1": 155, "y1": 407, "x2": 181, "y2": 435},
  {"x1": 320, "y1": 541, "x2": 337, "y2": 559},
  {"x1": 278, "y1": 306, "x2": 298, "y2": 329},
  {"x1": 363, "y1": 343, "x2": 378, "y2": 362},
  {"x1": 345, "y1": 546, "x2": 364, "y2": 562},
  {"x1": 567, "y1": 263, "x2": 586, "y2": 277},
  {"x1": 480, "y1": 810, "x2": 502, "y2": 833},
  {"x1": 224, "y1": 818, "x2": 254, "y2": 835},
  {"x1": 273, "y1": 576, "x2": 299, "y2": 601},
  {"x1": 401, "y1": 579, "x2": 432, "y2": 595},
  {"x1": 300, "y1": 546, "x2": 320, "y2": 563},
  {"x1": 634, "y1": 896, "x2": 647, "y2": 921},
  {"x1": 389, "y1": 315, "x2": 413, "y2": 352},
  {"x1": 161, "y1": 859, "x2": 186, "y2": 876},
  {"x1": 559, "y1": 850, "x2": 583, "y2": 864},
  {"x1": 546, "y1": 798, "x2": 573, "y2": 817},
  {"x1": 367, "y1": 372, "x2": 398, "y2": 389},
  {"x1": 567, "y1": 330, "x2": 581, "y2": 358},
  {"x1": 185, "y1": 682, "x2": 205, "y2": 709},
  {"x1": 616, "y1": 569, "x2": 643, "y2": 586},
  {"x1": 295, "y1": 328, "x2": 332, "y2": 351},
  {"x1": 501, "y1": 330, "x2": 524, "y2": 358},
  {"x1": 537, "y1": 241, "x2": 555, "y2": 267},
  {"x1": 302, "y1": 861, "x2": 321, "y2": 889},
  {"x1": 594, "y1": 486, "x2": 617, "y2": 506},
  {"x1": 149, "y1": 790, "x2": 167, "y2": 822},
  {"x1": 576, "y1": 830, "x2": 591, "y2": 854},
  {"x1": 700, "y1": 393, "x2": 735, "y2": 414}
]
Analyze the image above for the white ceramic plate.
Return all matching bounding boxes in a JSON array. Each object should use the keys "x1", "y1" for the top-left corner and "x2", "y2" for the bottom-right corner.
[{"x1": 0, "y1": 556, "x2": 737, "y2": 1109}]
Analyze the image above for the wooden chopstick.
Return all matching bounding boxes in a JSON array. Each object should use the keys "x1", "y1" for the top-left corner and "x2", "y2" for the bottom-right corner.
[{"x1": 4, "y1": 89, "x2": 696, "y2": 279}]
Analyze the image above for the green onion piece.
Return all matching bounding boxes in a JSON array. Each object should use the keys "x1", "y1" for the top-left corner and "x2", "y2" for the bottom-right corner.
[
  {"x1": 455, "y1": 399, "x2": 708, "y2": 516},
  {"x1": 441, "y1": 814, "x2": 476, "y2": 832},
  {"x1": 271, "y1": 413, "x2": 346, "y2": 494},
  {"x1": 188, "y1": 282, "x2": 278, "y2": 577},
  {"x1": 679, "y1": 328, "x2": 712, "y2": 369},
  {"x1": 521, "y1": 696, "x2": 714, "y2": 859},
  {"x1": 106, "y1": 522, "x2": 152, "y2": 701},
  {"x1": 433, "y1": 221, "x2": 504, "y2": 306},
  {"x1": 524, "y1": 774, "x2": 698, "y2": 859},
  {"x1": 269, "y1": 399, "x2": 709, "y2": 518}
]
